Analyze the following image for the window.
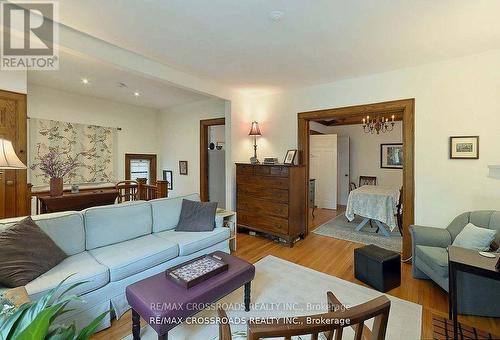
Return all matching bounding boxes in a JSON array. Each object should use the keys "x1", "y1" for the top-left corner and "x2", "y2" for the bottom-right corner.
[{"x1": 125, "y1": 154, "x2": 157, "y2": 184}]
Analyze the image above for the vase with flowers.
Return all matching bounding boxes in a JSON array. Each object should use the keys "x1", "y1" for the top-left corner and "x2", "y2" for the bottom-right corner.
[{"x1": 30, "y1": 148, "x2": 86, "y2": 197}]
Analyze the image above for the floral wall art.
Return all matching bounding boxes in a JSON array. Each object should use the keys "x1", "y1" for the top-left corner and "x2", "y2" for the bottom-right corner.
[{"x1": 29, "y1": 119, "x2": 117, "y2": 187}]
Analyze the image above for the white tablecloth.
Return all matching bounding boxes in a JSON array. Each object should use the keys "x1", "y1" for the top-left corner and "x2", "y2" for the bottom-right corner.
[{"x1": 345, "y1": 185, "x2": 400, "y2": 230}]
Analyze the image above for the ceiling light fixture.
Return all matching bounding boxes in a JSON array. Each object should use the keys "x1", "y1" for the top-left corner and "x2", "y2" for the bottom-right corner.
[
  {"x1": 269, "y1": 10, "x2": 284, "y2": 22},
  {"x1": 134, "y1": 92, "x2": 140, "y2": 97},
  {"x1": 81, "y1": 78, "x2": 89, "y2": 85},
  {"x1": 362, "y1": 114, "x2": 395, "y2": 134}
]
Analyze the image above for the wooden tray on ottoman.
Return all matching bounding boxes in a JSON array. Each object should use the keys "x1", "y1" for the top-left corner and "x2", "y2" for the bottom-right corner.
[{"x1": 165, "y1": 254, "x2": 228, "y2": 288}]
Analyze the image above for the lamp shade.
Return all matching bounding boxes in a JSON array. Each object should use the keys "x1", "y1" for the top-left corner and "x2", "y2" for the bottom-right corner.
[
  {"x1": 0, "y1": 138, "x2": 26, "y2": 169},
  {"x1": 248, "y1": 121, "x2": 262, "y2": 136}
]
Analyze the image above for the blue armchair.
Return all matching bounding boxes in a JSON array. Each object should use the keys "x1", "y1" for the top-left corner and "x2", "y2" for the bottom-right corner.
[{"x1": 410, "y1": 210, "x2": 500, "y2": 317}]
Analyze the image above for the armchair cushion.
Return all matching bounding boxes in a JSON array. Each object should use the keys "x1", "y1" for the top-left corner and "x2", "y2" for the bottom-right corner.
[
  {"x1": 410, "y1": 225, "x2": 452, "y2": 248},
  {"x1": 452, "y1": 223, "x2": 497, "y2": 251},
  {"x1": 415, "y1": 245, "x2": 448, "y2": 278}
]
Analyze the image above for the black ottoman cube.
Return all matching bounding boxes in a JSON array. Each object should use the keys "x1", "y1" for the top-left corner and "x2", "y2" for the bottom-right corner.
[{"x1": 354, "y1": 244, "x2": 400, "y2": 292}]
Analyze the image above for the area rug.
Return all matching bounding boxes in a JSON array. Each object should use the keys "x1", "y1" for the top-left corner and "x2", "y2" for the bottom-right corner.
[
  {"x1": 123, "y1": 255, "x2": 421, "y2": 340},
  {"x1": 313, "y1": 214, "x2": 402, "y2": 252},
  {"x1": 432, "y1": 314, "x2": 496, "y2": 340}
]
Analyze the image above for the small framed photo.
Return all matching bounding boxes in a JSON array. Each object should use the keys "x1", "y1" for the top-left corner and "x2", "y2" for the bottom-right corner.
[
  {"x1": 283, "y1": 149, "x2": 297, "y2": 165},
  {"x1": 179, "y1": 161, "x2": 188, "y2": 175},
  {"x1": 163, "y1": 170, "x2": 173, "y2": 190},
  {"x1": 380, "y1": 143, "x2": 403, "y2": 169},
  {"x1": 450, "y1": 136, "x2": 479, "y2": 159}
]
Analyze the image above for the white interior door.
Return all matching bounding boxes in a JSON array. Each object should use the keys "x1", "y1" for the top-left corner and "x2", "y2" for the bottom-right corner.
[
  {"x1": 310, "y1": 134, "x2": 337, "y2": 209},
  {"x1": 337, "y1": 136, "x2": 350, "y2": 206}
]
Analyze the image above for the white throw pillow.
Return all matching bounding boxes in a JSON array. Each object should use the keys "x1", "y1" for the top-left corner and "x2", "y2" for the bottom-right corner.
[{"x1": 452, "y1": 223, "x2": 497, "y2": 251}]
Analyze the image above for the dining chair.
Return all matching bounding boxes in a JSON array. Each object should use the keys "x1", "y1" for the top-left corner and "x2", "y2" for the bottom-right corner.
[
  {"x1": 359, "y1": 176, "x2": 377, "y2": 187},
  {"x1": 115, "y1": 180, "x2": 139, "y2": 203},
  {"x1": 349, "y1": 182, "x2": 357, "y2": 192},
  {"x1": 218, "y1": 291, "x2": 391, "y2": 340},
  {"x1": 396, "y1": 187, "x2": 403, "y2": 236}
]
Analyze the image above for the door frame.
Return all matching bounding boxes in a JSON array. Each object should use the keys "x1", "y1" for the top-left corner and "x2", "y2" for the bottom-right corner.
[
  {"x1": 0, "y1": 90, "x2": 27, "y2": 218},
  {"x1": 199, "y1": 118, "x2": 225, "y2": 202},
  {"x1": 298, "y1": 98, "x2": 415, "y2": 259},
  {"x1": 125, "y1": 153, "x2": 157, "y2": 184}
]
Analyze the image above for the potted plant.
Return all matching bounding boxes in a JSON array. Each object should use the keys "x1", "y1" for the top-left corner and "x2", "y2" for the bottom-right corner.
[
  {"x1": 0, "y1": 278, "x2": 109, "y2": 339},
  {"x1": 30, "y1": 148, "x2": 86, "y2": 197}
]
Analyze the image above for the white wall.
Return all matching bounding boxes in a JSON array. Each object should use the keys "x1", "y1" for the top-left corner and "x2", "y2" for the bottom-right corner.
[
  {"x1": 324, "y1": 122, "x2": 403, "y2": 188},
  {"x1": 27, "y1": 84, "x2": 160, "y2": 181},
  {"x1": 230, "y1": 49, "x2": 500, "y2": 228},
  {"x1": 0, "y1": 70, "x2": 27, "y2": 94},
  {"x1": 158, "y1": 98, "x2": 226, "y2": 198}
]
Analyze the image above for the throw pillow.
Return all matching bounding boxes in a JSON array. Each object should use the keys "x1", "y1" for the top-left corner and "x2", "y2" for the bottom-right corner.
[
  {"x1": 0, "y1": 216, "x2": 67, "y2": 287},
  {"x1": 175, "y1": 199, "x2": 218, "y2": 232},
  {"x1": 452, "y1": 223, "x2": 497, "y2": 251}
]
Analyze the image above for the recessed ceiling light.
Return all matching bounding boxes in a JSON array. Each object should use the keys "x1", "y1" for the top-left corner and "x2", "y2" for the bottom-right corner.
[
  {"x1": 134, "y1": 92, "x2": 140, "y2": 97},
  {"x1": 269, "y1": 10, "x2": 284, "y2": 22},
  {"x1": 81, "y1": 78, "x2": 89, "y2": 85}
]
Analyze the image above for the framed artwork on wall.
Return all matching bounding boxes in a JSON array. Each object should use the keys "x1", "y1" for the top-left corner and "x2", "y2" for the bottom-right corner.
[
  {"x1": 162, "y1": 170, "x2": 173, "y2": 190},
  {"x1": 380, "y1": 143, "x2": 403, "y2": 169},
  {"x1": 450, "y1": 136, "x2": 479, "y2": 159},
  {"x1": 179, "y1": 161, "x2": 188, "y2": 175},
  {"x1": 283, "y1": 149, "x2": 297, "y2": 165}
]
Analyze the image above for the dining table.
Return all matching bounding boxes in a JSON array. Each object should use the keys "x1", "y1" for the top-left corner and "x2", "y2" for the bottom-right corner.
[{"x1": 345, "y1": 185, "x2": 400, "y2": 236}]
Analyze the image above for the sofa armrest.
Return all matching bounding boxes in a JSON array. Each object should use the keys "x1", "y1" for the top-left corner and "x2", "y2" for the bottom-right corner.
[
  {"x1": 215, "y1": 215, "x2": 224, "y2": 229},
  {"x1": 410, "y1": 225, "x2": 452, "y2": 248}
]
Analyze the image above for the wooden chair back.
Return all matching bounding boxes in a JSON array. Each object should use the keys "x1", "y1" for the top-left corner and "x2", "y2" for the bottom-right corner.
[
  {"x1": 115, "y1": 180, "x2": 139, "y2": 203},
  {"x1": 218, "y1": 291, "x2": 391, "y2": 340},
  {"x1": 396, "y1": 187, "x2": 403, "y2": 235},
  {"x1": 359, "y1": 176, "x2": 377, "y2": 187},
  {"x1": 349, "y1": 182, "x2": 357, "y2": 192}
]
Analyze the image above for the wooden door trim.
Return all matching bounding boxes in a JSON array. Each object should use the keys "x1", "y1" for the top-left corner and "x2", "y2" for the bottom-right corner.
[
  {"x1": 298, "y1": 98, "x2": 415, "y2": 259},
  {"x1": 200, "y1": 118, "x2": 225, "y2": 202},
  {"x1": 0, "y1": 90, "x2": 27, "y2": 218},
  {"x1": 124, "y1": 153, "x2": 157, "y2": 184}
]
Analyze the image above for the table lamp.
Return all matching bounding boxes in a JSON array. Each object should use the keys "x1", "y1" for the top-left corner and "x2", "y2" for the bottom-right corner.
[
  {"x1": 248, "y1": 121, "x2": 261, "y2": 164},
  {"x1": 0, "y1": 138, "x2": 26, "y2": 169}
]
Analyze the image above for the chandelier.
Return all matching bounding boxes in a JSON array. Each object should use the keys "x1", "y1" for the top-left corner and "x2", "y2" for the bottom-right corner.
[{"x1": 362, "y1": 114, "x2": 395, "y2": 134}]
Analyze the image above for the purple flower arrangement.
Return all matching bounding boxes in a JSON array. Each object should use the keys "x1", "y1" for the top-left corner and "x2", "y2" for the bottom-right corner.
[{"x1": 30, "y1": 147, "x2": 87, "y2": 179}]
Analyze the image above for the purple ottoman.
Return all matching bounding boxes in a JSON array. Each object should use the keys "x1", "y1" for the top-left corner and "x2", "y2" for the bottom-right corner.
[{"x1": 125, "y1": 251, "x2": 255, "y2": 340}]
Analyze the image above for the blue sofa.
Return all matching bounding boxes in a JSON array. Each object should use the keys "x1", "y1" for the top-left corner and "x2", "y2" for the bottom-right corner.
[
  {"x1": 0, "y1": 193, "x2": 230, "y2": 331},
  {"x1": 410, "y1": 210, "x2": 500, "y2": 317}
]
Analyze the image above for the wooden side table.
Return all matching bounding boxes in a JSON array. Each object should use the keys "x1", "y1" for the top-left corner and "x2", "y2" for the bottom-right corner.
[
  {"x1": 216, "y1": 209, "x2": 237, "y2": 251},
  {"x1": 4, "y1": 286, "x2": 30, "y2": 307},
  {"x1": 448, "y1": 246, "x2": 500, "y2": 340}
]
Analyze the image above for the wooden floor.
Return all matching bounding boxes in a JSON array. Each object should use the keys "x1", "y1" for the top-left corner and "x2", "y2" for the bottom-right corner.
[{"x1": 93, "y1": 208, "x2": 500, "y2": 339}]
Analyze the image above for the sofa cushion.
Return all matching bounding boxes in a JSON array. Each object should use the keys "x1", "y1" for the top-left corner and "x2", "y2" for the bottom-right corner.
[
  {"x1": 415, "y1": 245, "x2": 448, "y2": 278},
  {"x1": 452, "y1": 223, "x2": 497, "y2": 251},
  {"x1": 84, "y1": 201, "x2": 152, "y2": 250},
  {"x1": 155, "y1": 227, "x2": 230, "y2": 256},
  {"x1": 0, "y1": 217, "x2": 67, "y2": 288},
  {"x1": 175, "y1": 199, "x2": 217, "y2": 232},
  {"x1": 150, "y1": 194, "x2": 200, "y2": 232},
  {"x1": 0, "y1": 211, "x2": 85, "y2": 256},
  {"x1": 89, "y1": 234, "x2": 178, "y2": 282},
  {"x1": 26, "y1": 251, "x2": 109, "y2": 301}
]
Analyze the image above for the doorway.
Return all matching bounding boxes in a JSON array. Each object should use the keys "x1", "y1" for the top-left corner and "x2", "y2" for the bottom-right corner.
[
  {"x1": 298, "y1": 99, "x2": 415, "y2": 259},
  {"x1": 200, "y1": 118, "x2": 225, "y2": 208}
]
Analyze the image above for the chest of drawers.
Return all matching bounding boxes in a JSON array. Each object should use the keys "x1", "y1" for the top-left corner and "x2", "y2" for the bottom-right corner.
[{"x1": 236, "y1": 163, "x2": 306, "y2": 247}]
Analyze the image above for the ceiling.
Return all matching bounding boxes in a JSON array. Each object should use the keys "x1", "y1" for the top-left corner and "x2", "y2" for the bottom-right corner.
[
  {"x1": 28, "y1": 51, "x2": 211, "y2": 110},
  {"x1": 54, "y1": 0, "x2": 500, "y2": 90}
]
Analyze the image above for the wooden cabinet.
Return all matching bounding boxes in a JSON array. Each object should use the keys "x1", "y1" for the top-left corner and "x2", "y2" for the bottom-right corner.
[{"x1": 236, "y1": 163, "x2": 306, "y2": 247}]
